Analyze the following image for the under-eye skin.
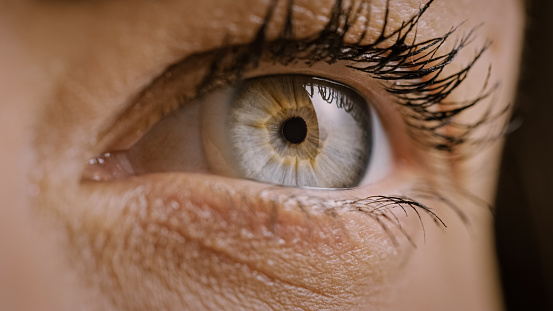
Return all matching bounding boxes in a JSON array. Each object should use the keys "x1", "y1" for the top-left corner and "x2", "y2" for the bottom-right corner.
[{"x1": 83, "y1": 0, "x2": 499, "y2": 245}]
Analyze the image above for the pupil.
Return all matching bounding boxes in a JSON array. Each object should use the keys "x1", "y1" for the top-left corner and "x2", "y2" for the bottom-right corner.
[{"x1": 281, "y1": 117, "x2": 308, "y2": 144}]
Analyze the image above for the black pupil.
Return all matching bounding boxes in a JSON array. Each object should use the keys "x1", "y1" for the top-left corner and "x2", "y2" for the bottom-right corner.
[{"x1": 281, "y1": 117, "x2": 308, "y2": 144}]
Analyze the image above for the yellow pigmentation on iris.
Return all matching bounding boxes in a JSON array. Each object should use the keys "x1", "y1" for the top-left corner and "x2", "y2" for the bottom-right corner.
[{"x1": 228, "y1": 75, "x2": 371, "y2": 188}]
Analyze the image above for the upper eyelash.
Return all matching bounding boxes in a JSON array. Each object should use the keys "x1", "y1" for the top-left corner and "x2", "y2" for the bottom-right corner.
[{"x1": 197, "y1": 0, "x2": 502, "y2": 155}]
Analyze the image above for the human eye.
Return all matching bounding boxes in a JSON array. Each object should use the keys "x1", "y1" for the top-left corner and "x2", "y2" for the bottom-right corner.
[
  {"x1": 85, "y1": 73, "x2": 392, "y2": 188},
  {"x1": 84, "y1": 0, "x2": 495, "y2": 207},
  {"x1": 35, "y1": 0, "x2": 523, "y2": 309}
]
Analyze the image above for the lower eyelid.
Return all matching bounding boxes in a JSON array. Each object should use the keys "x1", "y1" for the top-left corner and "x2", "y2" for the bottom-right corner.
[{"x1": 79, "y1": 172, "x2": 418, "y2": 285}]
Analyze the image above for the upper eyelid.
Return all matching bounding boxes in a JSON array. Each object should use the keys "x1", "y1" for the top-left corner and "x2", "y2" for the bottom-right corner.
[
  {"x1": 187, "y1": 0, "x2": 496, "y2": 157},
  {"x1": 198, "y1": 0, "x2": 497, "y2": 154},
  {"x1": 91, "y1": 0, "x2": 493, "y2": 159},
  {"x1": 85, "y1": 1, "x2": 387, "y2": 152}
]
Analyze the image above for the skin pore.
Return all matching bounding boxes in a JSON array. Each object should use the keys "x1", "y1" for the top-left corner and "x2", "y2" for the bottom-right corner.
[{"x1": 0, "y1": 0, "x2": 524, "y2": 310}]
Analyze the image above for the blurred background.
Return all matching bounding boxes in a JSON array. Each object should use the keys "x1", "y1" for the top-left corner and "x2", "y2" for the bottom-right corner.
[{"x1": 494, "y1": 0, "x2": 553, "y2": 310}]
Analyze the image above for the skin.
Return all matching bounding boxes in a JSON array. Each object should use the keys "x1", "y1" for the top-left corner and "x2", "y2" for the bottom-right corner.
[{"x1": 0, "y1": 0, "x2": 524, "y2": 310}]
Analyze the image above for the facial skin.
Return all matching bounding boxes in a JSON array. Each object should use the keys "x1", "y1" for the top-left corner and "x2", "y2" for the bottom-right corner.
[{"x1": 0, "y1": 0, "x2": 524, "y2": 310}]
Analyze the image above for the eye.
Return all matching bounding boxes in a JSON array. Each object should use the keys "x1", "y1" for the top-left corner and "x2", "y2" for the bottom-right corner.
[
  {"x1": 208, "y1": 75, "x2": 390, "y2": 188},
  {"x1": 227, "y1": 75, "x2": 369, "y2": 188},
  {"x1": 84, "y1": 74, "x2": 393, "y2": 188}
]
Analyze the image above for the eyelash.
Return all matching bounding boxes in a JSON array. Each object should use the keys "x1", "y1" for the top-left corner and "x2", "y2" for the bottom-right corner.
[
  {"x1": 92, "y1": 0, "x2": 500, "y2": 245},
  {"x1": 196, "y1": 0, "x2": 502, "y2": 155}
]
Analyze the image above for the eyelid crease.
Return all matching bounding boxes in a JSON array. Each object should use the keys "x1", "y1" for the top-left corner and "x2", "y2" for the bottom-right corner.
[{"x1": 91, "y1": 53, "x2": 215, "y2": 153}]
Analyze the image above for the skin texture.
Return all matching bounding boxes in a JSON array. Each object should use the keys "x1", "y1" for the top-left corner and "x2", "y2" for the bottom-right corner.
[{"x1": 0, "y1": 0, "x2": 524, "y2": 310}]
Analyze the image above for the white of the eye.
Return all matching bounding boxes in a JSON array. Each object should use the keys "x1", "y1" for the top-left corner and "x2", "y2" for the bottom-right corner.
[{"x1": 360, "y1": 106, "x2": 393, "y2": 185}]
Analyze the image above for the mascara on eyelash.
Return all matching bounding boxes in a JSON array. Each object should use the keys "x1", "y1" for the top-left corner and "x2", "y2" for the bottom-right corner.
[{"x1": 196, "y1": 0, "x2": 502, "y2": 155}]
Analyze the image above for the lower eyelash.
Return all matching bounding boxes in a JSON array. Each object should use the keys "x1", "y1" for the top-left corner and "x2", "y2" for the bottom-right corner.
[
  {"x1": 327, "y1": 194, "x2": 447, "y2": 247},
  {"x1": 272, "y1": 181, "x2": 494, "y2": 248},
  {"x1": 252, "y1": 180, "x2": 497, "y2": 248}
]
